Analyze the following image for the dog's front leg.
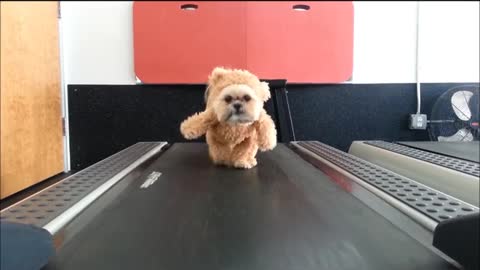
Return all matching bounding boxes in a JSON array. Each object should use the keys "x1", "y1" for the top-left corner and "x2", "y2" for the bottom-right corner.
[
  {"x1": 255, "y1": 110, "x2": 277, "y2": 152},
  {"x1": 180, "y1": 108, "x2": 217, "y2": 140},
  {"x1": 230, "y1": 137, "x2": 258, "y2": 169}
]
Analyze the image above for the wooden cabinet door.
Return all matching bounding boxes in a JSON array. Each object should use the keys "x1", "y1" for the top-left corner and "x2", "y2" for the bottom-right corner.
[{"x1": 1, "y1": 2, "x2": 64, "y2": 199}]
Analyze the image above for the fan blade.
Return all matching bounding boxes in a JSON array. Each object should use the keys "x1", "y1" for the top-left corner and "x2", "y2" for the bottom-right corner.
[
  {"x1": 451, "y1": 91, "x2": 473, "y2": 121},
  {"x1": 438, "y1": 128, "x2": 473, "y2": 142}
]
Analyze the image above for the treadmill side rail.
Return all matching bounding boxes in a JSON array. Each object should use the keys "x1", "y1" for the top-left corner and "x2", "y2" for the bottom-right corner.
[
  {"x1": 349, "y1": 141, "x2": 479, "y2": 207},
  {"x1": 365, "y1": 141, "x2": 479, "y2": 177},
  {"x1": 291, "y1": 141, "x2": 478, "y2": 269},
  {"x1": 0, "y1": 142, "x2": 168, "y2": 235},
  {"x1": 291, "y1": 141, "x2": 478, "y2": 227}
]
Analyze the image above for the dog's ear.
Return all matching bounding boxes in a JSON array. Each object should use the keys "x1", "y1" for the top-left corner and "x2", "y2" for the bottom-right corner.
[
  {"x1": 205, "y1": 67, "x2": 229, "y2": 105},
  {"x1": 259, "y1": 81, "x2": 271, "y2": 102},
  {"x1": 208, "y1": 67, "x2": 228, "y2": 86}
]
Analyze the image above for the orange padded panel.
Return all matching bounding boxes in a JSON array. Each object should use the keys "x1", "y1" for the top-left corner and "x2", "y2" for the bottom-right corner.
[
  {"x1": 133, "y1": 1, "x2": 353, "y2": 83},
  {"x1": 246, "y1": 1, "x2": 353, "y2": 83},
  {"x1": 133, "y1": 2, "x2": 247, "y2": 84}
]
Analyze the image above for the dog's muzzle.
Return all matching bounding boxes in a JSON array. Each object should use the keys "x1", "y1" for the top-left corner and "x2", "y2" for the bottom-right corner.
[
  {"x1": 226, "y1": 105, "x2": 253, "y2": 124},
  {"x1": 233, "y1": 102, "x2": 243, "y2": 114}
]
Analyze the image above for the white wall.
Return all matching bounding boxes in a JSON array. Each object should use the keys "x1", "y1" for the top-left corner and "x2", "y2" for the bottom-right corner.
[
  {"x1": 419, "y1": 1, "x2": 480, "y2": 83},
  {"x1": 352, "y1": 1, "x2": 418, "y2": 83},
  {"x1": 61, "y1": 1, "x2": 136, "y2": 85},
  {"x1": 60, "y1": 1, "x2": 480, "y2": 84}
]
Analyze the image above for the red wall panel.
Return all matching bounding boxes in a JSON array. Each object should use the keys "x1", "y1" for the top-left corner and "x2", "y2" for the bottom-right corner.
[
  {"x1": 133, "y1": 1, "x2": 353, "y2": 84},
  {"x1": 246, "y1": 1, "x2": 353, "y2": 83},
  {"x1": 133, "y1": 2, "x2": 247, "y2": 83}
]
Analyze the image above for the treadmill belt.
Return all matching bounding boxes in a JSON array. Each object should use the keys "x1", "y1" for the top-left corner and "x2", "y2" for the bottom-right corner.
[
  {"x1": 399, "y1": 141, "x2": 479, "y2": 163},
  {"x1": 45, "y1": 143, "x2": 456, "y2": 270}
]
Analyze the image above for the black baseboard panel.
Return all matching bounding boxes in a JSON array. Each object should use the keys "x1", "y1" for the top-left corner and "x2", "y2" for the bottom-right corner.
[
  {"x1": 68, "y1": 83, "x2": 478, "y2": 170},
  {"x1": 288, "y1": 83, "x2": 479, "y2": 152},
  {"x1": 68, "y1": 85, "x2": 201, "y2": 170},
  {"x1": 68, "y1": 84, "x2": 277, "y2": 170}
]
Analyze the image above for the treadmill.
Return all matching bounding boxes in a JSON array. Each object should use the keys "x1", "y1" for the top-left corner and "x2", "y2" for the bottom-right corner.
[{"x1": 1, "y1": 141, "x2": 478, "y2": 270}]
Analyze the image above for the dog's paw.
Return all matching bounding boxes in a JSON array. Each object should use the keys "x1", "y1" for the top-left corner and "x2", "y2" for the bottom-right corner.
[
  {"x1": 180, "y1": 123, "x2": 199, "y2": 140},
  {"x1": 249, "y1": 158, "x2": 257, "y2": 167},
  {"x1": 233, "y1": 159, "x2": 256, "y2": 169},
  {"x1": 259, "y1": 134, "x2": 277, "y2": 152},
  {"x1": 183, "y1": 130, "x2": 199, "y2": 140},
  {"x1": 266, "y1": 135, "x2": 277, "y2": 150}
]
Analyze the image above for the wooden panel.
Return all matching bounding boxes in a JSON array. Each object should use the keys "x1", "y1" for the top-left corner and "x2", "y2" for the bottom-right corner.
[
  {"x1": 133, "y1": 1, "x2": 353, "y2": 83},
  {"x1": 133, "y1": 1, "x2": 247, "y2": 83},
  {"x1": 1, "y1": 2, "x2": 64, "y2": 199}
]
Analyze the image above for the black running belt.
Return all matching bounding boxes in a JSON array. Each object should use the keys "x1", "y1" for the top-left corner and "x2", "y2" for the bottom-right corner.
[
  {"x1": 44, "y1": 143, "x2": 456, "y2": 270},
  {"x1": 398, "y1": 141, "x2": 479, "y2": 163}
]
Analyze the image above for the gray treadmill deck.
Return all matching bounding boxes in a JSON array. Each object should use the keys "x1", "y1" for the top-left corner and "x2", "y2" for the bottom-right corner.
[
  {"x1": 45, "y1": 143, "x2": 456, "y2": 270},
  {"x1": 399, "y1": 141, "x2": 479, "y2": 163}
]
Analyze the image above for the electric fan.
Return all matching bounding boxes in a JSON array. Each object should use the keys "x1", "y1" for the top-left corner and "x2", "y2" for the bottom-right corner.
[{"x1": 428, "y1": 85, "x2": 479, "y2": 142}]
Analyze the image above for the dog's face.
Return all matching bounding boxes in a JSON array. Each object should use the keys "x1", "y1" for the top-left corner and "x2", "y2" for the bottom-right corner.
[
  {"x1": 205, "y1": 67, "x2": 270, "y2": 126},
  {"x1": 212, "y1": 84, "x2": 262, "y2": 125}
]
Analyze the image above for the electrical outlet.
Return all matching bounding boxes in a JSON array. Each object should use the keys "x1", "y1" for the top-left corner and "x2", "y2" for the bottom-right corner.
[{"x1": 409, "y1": 114, "x2": 427, "y2": 130}]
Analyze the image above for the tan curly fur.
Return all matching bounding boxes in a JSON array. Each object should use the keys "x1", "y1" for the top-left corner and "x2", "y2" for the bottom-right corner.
[{"x1": 180, "y1": 67, "x2": 277, "y2": 169}]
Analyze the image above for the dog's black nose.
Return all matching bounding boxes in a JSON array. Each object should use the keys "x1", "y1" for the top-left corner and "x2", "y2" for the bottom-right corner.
[{"x1": 233, "y1": 103, "x2": 242, "y2": 111}]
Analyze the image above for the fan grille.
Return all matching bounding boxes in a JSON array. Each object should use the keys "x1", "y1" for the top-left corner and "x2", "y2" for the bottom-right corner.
[{"x1": 429, "y1": 85, "x2": 479, "y2": 142}]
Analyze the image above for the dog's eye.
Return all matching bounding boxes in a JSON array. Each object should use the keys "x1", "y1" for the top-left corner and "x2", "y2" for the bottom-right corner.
[
  {"x1": 224, "y1": 95, "x2": 232, "y2": 103},
  {"x1": 243, "y1": 95, "x2": 251, "y2": 102}
]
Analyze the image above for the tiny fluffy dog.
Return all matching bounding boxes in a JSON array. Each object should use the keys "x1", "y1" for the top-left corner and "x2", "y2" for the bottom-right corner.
[{"x1": 180, "y1": 67, "x2": 277, "y2": 169}]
